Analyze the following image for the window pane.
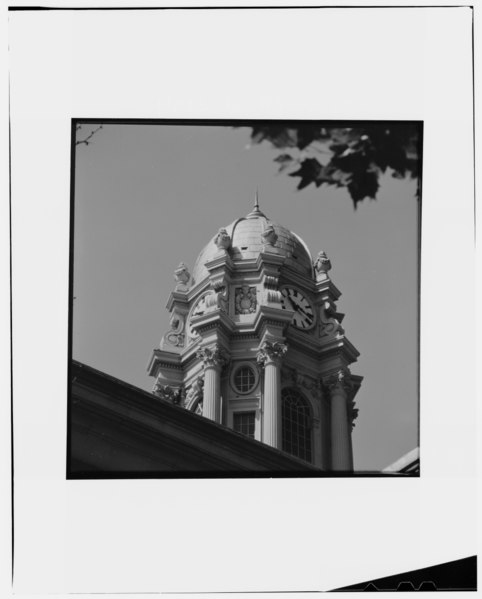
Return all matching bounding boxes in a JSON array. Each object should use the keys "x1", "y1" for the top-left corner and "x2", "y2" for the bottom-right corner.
[
  {"x1": 233, "y1": 412, "x2": 255, "y2": 439},
  {"x1": 282, "y1": 389, "x2": 312, "y2": 463},
  {"x1": 234, "y1": 366, "x2": 256, "y2": 393}
]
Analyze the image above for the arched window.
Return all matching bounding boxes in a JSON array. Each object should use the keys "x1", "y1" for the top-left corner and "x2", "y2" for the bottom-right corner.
[{"x1": 281, "y1": 388, "x2": 312, "y2": 463}]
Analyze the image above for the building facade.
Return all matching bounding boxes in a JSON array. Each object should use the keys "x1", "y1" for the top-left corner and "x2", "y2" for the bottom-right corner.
[{"x1": 147, "y1": 199, "x2": 362, "y2": 471}]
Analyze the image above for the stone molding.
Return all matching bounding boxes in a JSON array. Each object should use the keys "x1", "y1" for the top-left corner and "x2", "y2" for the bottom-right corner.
[
  {"x1": 256, "y1": 340, "x2": 288, "y2": 366},
  {"x1": 196, "y1": 344, "x2": 229, "y2": 370}
]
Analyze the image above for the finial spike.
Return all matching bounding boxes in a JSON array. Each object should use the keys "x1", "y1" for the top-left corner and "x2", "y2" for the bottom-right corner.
[{"x1": 246, "y1": 188, "x2": 266, "y2": 218}]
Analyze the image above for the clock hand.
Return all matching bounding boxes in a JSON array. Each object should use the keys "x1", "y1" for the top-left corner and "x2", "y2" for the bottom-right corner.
[
  {"x1": 295, "y1": 304, "x2": 311, "y2": 317},
  {"x1": 284, "y1": 296, "x2": 296, "y2": 312}
]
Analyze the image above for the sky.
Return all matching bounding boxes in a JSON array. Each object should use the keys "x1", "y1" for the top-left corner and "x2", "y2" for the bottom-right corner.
[{"x1": 72, "y1": 123, "x2": 419, "y2": 471}]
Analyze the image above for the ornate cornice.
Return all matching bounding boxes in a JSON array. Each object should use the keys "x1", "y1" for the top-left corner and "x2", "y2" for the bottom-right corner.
[
  {"x1": 196, "y1": 344, "x2": 229, "y2": 370},
  {"x1": 256, "y1": 340, "x2": 288, "y2": 366}
]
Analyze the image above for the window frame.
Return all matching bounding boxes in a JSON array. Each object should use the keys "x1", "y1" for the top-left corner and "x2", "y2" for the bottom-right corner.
[
  {"x1": 281, "y1": 387, "x2": 313, "y2": 463},
  {"x1": 230, "y1": 361, "x2": 259, "y2": 396}
]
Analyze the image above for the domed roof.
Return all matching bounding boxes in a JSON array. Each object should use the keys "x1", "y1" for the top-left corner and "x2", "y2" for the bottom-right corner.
[{"x1": 191, "y1": 203, "x2": 313, "y2": 285}]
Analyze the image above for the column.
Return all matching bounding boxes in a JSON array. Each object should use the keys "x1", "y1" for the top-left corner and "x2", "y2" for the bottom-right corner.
[
  {"x1": 197, "y1": 344, "x2": 228, "y2": 423},
  {"x1": 325, "y1": 370, "x2": 353, "y2": 471},
  {"x1": 257, "y1": 340, "x2": 287, "y2": 449}
]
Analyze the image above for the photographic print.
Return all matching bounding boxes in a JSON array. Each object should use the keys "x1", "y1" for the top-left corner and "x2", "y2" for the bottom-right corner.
[
  {"x1": 69, "y1": 120, "x2": 421, "y2": 477},
  {"x1": 8, "y1": 4, "x2": 476, "y2": 594}
]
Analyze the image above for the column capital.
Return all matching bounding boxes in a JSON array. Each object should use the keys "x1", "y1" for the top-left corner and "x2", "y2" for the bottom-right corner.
[
  {"x1": 256, "y1": 340, "x2": 288, "y2": 367},
  {"x1": 196, "y1": 344, "x2": 229, "y2": 370},
  {"x1": 323, "y1": 369, "x2": 353, "y2": 394}
]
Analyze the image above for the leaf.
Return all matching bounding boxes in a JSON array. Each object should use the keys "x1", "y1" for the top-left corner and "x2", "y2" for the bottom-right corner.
[
  {"x1": 347, "y1": 169, "x2": 380, "y2": 208},
  {"x1": 289, "y1": 158, "x2": 322, "y2": 190},
  {"x1": 274, "y1": 153, "x2": 295, "y2": 173}
]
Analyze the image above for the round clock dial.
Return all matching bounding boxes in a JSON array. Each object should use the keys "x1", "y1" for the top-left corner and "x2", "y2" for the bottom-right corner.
[{"x1": 280, "y1": 287, "x2": 315, "y2": 330}]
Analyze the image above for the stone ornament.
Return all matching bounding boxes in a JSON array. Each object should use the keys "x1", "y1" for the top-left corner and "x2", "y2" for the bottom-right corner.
[
  {"x1": 264, "y1": 275, "x2": 279, "y2": 289},
  {"x1": 214, "y1": 228, "x2": 231, "y2": 250},
  {"x1": 206, "y1": 288, "x2": 229, "y2": 313},
  {"x1": 349, "y1": 397, "x2": 359, "y2": 430},
  {"x1": 174, "y1": 262, "x2": 191, "y2": 291},
  {"x1": 185, "y1": 375, "x2": 205, "y2": 410},
  {"x1": 261, "y1": 223, "x2": 278, "y2": 246},
  {"x1": 257, "y1": 340, "x2": 288, "y2": 366},
  {"x1": 163, "y1": 310, "x2": 185, "y2": 348},
  {"x1": 235, "y1": 285, "x2": 257, "y2": 314},
  {"x1": 319, "y1": 300, "x2": 345, "y2": 339},
  {"x1": 314, "y1": 251, "x2": 332, "y2": 278},
  {"x1": 197, "y1": 344, "x2": 229, "y2": 370},
  {"x1": 153, "y1": 382, "x2": 184, "y2": 405}
]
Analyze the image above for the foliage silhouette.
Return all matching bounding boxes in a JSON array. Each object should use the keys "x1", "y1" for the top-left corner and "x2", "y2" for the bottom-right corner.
[{"x1": 245, "y1": 123, "x2": 421, "y2": 208}]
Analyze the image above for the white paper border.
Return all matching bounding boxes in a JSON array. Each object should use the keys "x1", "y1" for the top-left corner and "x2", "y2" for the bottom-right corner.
[{"x1": 5, "y1": 2, "x2": 478, "y2": 596}]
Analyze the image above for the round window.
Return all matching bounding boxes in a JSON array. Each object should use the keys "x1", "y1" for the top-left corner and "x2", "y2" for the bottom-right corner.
[{"x1": 232, "y1": 365, "x2": 257, "y2": 395}]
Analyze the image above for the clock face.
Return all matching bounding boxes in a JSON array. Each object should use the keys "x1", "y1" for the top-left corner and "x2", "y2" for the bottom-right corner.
[{"x1": 280, "y1": 287, "x2": 315, "y2": 330}]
